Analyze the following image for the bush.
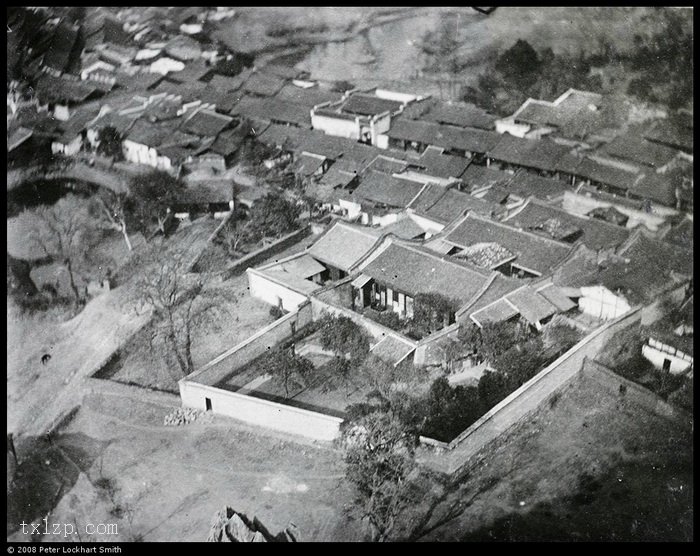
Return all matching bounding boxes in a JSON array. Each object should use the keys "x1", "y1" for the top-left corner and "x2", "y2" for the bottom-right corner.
[
  {"x1": 372, "y1": 310, "x2": 403, "y2": 331},
  {"x1": 417, "y1": 377, "x2": 482, "y2": 442}
]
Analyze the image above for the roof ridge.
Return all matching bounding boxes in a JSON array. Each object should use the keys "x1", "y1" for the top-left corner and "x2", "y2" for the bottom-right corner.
[{"x1": 395, "y1": 239, "x2": 491, "y2": 277}]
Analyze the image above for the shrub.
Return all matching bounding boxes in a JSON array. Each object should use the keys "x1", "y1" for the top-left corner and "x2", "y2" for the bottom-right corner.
[{"x1": 269, "y1": 305, "x2": 285, "y2": 319}]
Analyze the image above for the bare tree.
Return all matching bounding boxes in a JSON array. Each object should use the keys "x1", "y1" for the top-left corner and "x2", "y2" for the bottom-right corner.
[
  {"x1": 29, "y1": 195, "x2": 95, "y2": 305},
  {"x1": 88, "y1": 190, "x2": 133, "y2": 251},
  {"x1": 135, "y1": 249, "x2": 234, "y2": 378}
]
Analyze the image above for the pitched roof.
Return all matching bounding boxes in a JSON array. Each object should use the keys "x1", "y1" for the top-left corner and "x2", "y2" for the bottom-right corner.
[
  {"x1": 445, "y1": 213, "x2": 573, "y2": 276},
  {"x1": 233, "y1": 96, "x2": 312, "y2": 128},
  {"x1": 43, "y1": 20, "x2": 81, "y2": 74},
  {"x1": 386, "y1": 119, "x2": 500, "y2": 154},
  {"x1": 628, "y1": 173, "x2": 677, "y2": 207},
  {"x1": 409, "y1": 185, "x2": 500, "y2": 224},
  {"x1": 536, "y1": 283, "x2": 577, "y2": 312},
  {"x1": 7, "y1": 127, "x2": 33, "y2": 152},
  {"x1": 35, "y1": 75, "x2": 100, "y2": 104},
  {"x1": 380, "y1": 218, "x2": 426, "y2": 240},
  {"x1": 460, "y1": 165, "x2": 515, "y2": 192},
  {"x1": 369, "y1": 336, "x2": 415, "y2": 366},
  {"x1": 422, "y1": 101, "x2": 496, "y2": 130},
  {"x1": 574, "y1": 158, "x2": 641, "y2": 191},
  {"x1": 360, "y1": 241, "x2": 493, "y2": 306},
  {"x1": 600, "y1": 134, "x2": 678, "y2": 169},
  {"x1": 258, "y1": 64, "x2": 302, "y2": 80},
  {"x1": 644, "y1": 118, "x2": 693, "y2": 153},
  {"x1": 350, "y1": 170, "x2": 425, "y2": 209},
  {"x1": 210, "y1": 125, "x2": 248, "y2": 157},
  {"x1": 308, "y1": 221, "x2": 383, "y2": 271},
  {"x1": 365, "y1": 155, "x2": 409, "y2": 175},
  {"x1": 487, "y1": 134, "x2": 572, "y2": 173},
  {"x1": 503, "y1": 170, "x2": 568, "y2": 202},
  {"x1": 275, "y1": 84, "x2": 343, "y2": 109},
  {"x1": 341, "y1": 94, "x2": 403, "y2": 116},
  {"x1": 409, "y1": 147, "x2": 471, "y2": 180},
  {"x1": 243, "y1": 72, "x2": 286, "y2": 97},
  {"x1": 505, "y1": 198, "x2": 631, "y2": 251},
  {"x1": 259, "y1": 254, "x2": 325, "y2": 294},
  {"x1": 180, "y1": 110, "x2": 233, "y2": 137},
  {"x1": 661, "y1": 217, "x2": 693, "y2": 250},
  {"x1": 505, "y1": 286, "x2": 557, "y2": 324}
]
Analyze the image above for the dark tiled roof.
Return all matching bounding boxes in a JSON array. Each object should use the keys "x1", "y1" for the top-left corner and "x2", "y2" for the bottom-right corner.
[
  {"x1": 275, "y1": 83, "x2": 343, "y2": 108},
  {"x1": 506, "y1": 198, "x2": 630, "y2": 251},
  {"x1": 409, "y1": 185, "x2": 500, "y2": 225},
  {"x1": 243, "y1": 72, "x2": 286, "y2": 97},
  {"x1": 258, "y1": 64, "x2": 303, "y2": 80},
  {"x1": 180, "y1": 110, "x2": 233, "y2": 137},
  {"x1": 628, "y1": 173, "x2": 677, "y2": 207},
  {"x1": 506, "y1": 286, "x2": 557, "y2": 324},
  {"x1": 410, "y1": 148, "x2": 471, "y2": 180},
  {"x1": 43, "y1": 20, "x2": 81, "y2": 73},
  {"x1": 644, "y1": 118, "x2": 693, "y2": 153},
  {"x1": 445, "y1": 213, "x2": 573, "y2": 276},
  {"x1": 600, "y1": 134, "x2": 678, "y2": 169},
  {"x1": 422, "y1": 101, "x2": 496, "y2": 130},
  {"x1": 460, "y1": 165, "x2": 514, "y2": 192},
  {"x1": 210, "y1": 125, "x2": 248, "y2": 157},
  {"x1": 574, "y1": 158, "x2": 641, "y2": 191},
  {"x1": 487, "y1": 134, "x2": 572, "y2": 173},
  {"x1": 506, "y1": 170, "x2": 569, "y2": 202},
  {"x1": 233, "y1": 96, "x2": 312, "y2": 128},
  {"x1": 386, "y1": 119, "x2": 500, "y2": 154},
  {"x1": 365, "y1": 155, "x2": 409, "y2": 175},
  {"x1": 350, "y1": 170, "x2": 425, "y2": 209},
  {"x1": 35, "y1": 75, "x2": 100, "y2": 104},
  {"x1": 361, "y1": 242, "x2": 493, "y2": 307},
  {"x1": 341, "y1": 94, "x2": 403, "y2": 116}
]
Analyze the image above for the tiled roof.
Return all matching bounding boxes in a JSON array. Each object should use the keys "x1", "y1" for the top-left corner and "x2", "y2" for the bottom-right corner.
[
  {"x1": 600, "y1": 134, "x2": 678, "y2": 169},
  {"x1": 7, "y1": 127, "x2": 33, "y2": 152},
  {"x1": 35, "y1": 75, "x2": 100, "y2": 104},
  {"x1": 350, "y1": 170, "x2": 425, "y2": 209},
  {"x1": 341, "y1": 94, "x2": 403, "y2": 116},
  {"x1": 409, "y1": 185, "x2": 500, "y2": 225},
  {"x1": 628, "y1": 173, "x2": 677, "y2": 207},
  {"x1": 460, "y1": 165, "x2": 515, "y2": 192},
  {"x1": 536, "y1": 284, "x2": 577, "y2": 312},
  {"x1": 259, "y1": 64, "x2": 303, "y2": 80},
  {"x1": 422, "y1": 101, "x2": 496, "y2": 130},
  {"x1": 487, "y1": 134, "x2": 572, "y2": 173},
  {"x1": 445, "y1": 213, "x2": 573, "y2": 276},
  {"x1": 180, "y1": 109, "x2": 233, "y2": 137},
  {"x1": 644, "y1": 118, "x2": 693, "y2": 153},
  {"x1": 233, "y1": 96, "x2": 312, "y2": 128},
  {"x1": 505, "y1": 198, "x2": 630, "y2": 251},
  {"x1": 361, "y1": 241, "x2": 493, "y2": 307},
  {"x1": 380, "y1": 218, "x2": 426, "y2": 240},
  {"x1": 661, "y1": 217, "x2": 693, "y2": 250},
  {"x1": 275, "y1": 83, "x2": 342, "y2": 108},
  {"x1": 210, "y1": 125, "x2": 248, "y2": 156},
  {"x1": 506, "y1": 170, "x2": 568, "y2": 202},
  {"x1": 386, "y1": 119, "x2": 500, "y2": 154},
  {"x1": 243, "y1": 72, "x2": 286, "y2": 97},
  {"x1": 410, "y1": 147, "x2": 471, "y2": 179},
  {"x1": 308, "y1": 221, "x2": 382, "y2": 272},
  {"x1": 471, "y1": 298, "x2": 519, "y2": 325},
  {"x1": 292, "y1": 153, "x2": 326, "y2": 176},
  {"x1": 456, "y1": 242, "x2": 515, "y2": 269},
  {"x1": 43, "y1": 20, "x2": 81, "y2": 74},
  {"x1": 574, "y1": 158, "x2": 641, "y2": 191},
  {"x1": 506, "y1": 286, "x2": 557, "y2": 325},
  {"x1": 365, "y1": 155, "x2": 409, "y2": 175}
]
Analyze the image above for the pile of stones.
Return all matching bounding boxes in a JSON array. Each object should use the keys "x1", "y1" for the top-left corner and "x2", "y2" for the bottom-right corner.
[{"x1": 163, "y1": 407, "x2": 213, "y2": 426}]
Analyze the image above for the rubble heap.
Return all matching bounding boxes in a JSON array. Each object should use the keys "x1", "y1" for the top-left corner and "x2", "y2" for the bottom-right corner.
[
  {"x1": 206, "y1": 506, "x2": 300, "y2": 542},
  {"x1": 163, "y1": 407, "x2": 213, "y2": 426}
]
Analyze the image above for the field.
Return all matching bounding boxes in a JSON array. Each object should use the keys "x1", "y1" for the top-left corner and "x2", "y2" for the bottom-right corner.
[{"x1": 8, "y1": 391, "x2": 364, "y2": 542}]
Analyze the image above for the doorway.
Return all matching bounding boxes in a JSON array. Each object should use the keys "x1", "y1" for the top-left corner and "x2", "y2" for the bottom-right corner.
[{"x1": 205, "y1": 397, "x2": 212, "y2": 411}]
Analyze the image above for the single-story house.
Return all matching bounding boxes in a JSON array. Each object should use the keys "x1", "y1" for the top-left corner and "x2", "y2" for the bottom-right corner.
[{"x1": 443, "y1": 213, "x2": 573, "y2": 278}]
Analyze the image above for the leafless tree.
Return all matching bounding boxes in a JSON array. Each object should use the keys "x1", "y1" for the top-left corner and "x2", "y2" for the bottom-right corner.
[
  {"x1": 29, "y1": 195, "x2": 95, "y2": 305},
  {"x1": 89, "y1": 190, "x2": 133, "y2": 251},
  {"x1": 135, "y1": 248, "x2": 235, "y2": 378}
]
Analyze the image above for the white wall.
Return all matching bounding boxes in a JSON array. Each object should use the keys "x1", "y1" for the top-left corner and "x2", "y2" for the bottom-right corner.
[
  {"x1": 579, "y1": 285, "x2": 631, "y2": 320},
  {"x1": 311, "y1": 113, "x2": 359, "y2": 140},
  {"x1": 247, "y1": 269, "x2": 310, "y2": 312},
  {"x1": 370, "y1": 113, "x2": 391, "y2": 146},
  {"x1": 495, "y1": 119, "x2": 530, "y2": 137},
  {"x1": 561, "y1": 191, "x2": 672, "y2": 231},
  {"x1": 407, "y1": 212, "x2": 445, "y2": 236},
  {"x1": 642, "y1": 343, "x2": 693, "y2": 375},
  {"x1": 51, "y1": 135, "x2": 82, "y2": 156},
  {"x1": 375, "y1": 133, "x2": 389, "y2": 149},
  {"x1": 179, "y1": 380, "x2": 343, "y2": 441}
]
